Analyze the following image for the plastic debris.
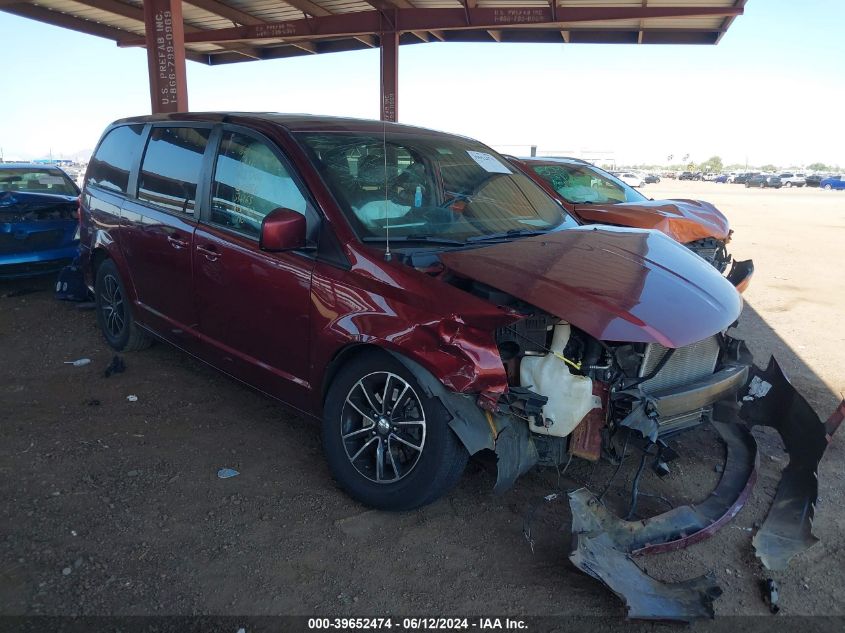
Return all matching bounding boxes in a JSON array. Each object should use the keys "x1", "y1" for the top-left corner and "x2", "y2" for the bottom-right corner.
[
  {"x1": 64, "y1": 358, "x2": 91, "y2": 367},
  {"x1": 126, "y1": 395, "x2": 138, "y2": 402},
  {"x1": 743, "y1": 376, "x2": 773, "y2": 401},
  {"x1": 217, "y1": 468, "x2": 240, "y2": 479},
  {"x1": 104, "y1": 355, "x2": 126, "y2": 378}
]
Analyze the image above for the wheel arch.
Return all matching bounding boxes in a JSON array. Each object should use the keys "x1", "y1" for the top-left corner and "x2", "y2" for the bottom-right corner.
[
  {"x1": 319, "y1": 342, "x2": 498, "y2": 459},
  {"x1": 321, "y1": 342, "x2": 388, "y2": 406}
]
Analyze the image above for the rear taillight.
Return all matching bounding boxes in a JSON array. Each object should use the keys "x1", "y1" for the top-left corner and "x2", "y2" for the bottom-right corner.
[{"x1": 75, "y1": 195, "x2": 83, "y2": 240}]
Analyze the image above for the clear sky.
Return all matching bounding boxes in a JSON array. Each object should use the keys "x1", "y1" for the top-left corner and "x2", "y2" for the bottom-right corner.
[{"x1": 1, "y1": 0, "x2": 843, "y2": 167}]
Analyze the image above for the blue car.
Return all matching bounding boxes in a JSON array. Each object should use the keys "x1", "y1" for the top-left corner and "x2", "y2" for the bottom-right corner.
[
  {"x1": 820, "y1": 175, "x2": 845, "y2": 191},
  {"x1": 0, "y1": 163, "x2": 80, "y2": 278},
  {"x1": 714, "y1": 174, "x2": 728, "y2": 183}
]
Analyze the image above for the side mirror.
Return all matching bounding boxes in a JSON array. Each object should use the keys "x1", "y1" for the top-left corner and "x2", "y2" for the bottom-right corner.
[{"x1": 260, "y1": 208, "x2": 306, "y2": 252}]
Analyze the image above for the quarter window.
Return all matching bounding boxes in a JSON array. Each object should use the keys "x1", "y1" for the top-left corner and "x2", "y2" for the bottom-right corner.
[
  {"x1": 138, "y1": 127, "x2": 210, "y2": 216},
  {"x1": 86, "y1": 125, "x2": 145, "y2": 194},
  {"x1": 210, "y1": 131, "x2": 307, "y2": 238}
]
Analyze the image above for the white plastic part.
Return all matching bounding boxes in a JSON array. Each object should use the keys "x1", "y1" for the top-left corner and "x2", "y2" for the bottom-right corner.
[{"x1": 519, "y1": 323, "x2": 601, "y2": 437}]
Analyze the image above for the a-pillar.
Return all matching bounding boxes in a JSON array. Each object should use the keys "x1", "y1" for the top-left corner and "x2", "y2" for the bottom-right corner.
[
  {"x1": 143, "y1": 0, "x2": 189, "y2": 113},
  {"x1": 380, "y1": 31, "x2": 398, "y2": 122}
]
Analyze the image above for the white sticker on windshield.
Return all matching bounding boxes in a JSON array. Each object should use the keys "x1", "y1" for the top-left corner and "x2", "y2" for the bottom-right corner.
[
  {"x1": 39, "y1": 176, "x2": 66, "y2": 185},
  {"x1": 466, "y1": 151, "x2": 511, "y2": 174}
]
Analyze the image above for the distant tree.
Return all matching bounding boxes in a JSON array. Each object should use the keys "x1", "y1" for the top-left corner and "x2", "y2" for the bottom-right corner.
[
  {"x1": 807, "y1": 162, "x2": 828, "y2": 172},
  {"x1": 761, "y1": 164, "x2": 778, "y2": 172},
  {"x1": 700, "y1": 156, "x2": 723, "y2": 172}
]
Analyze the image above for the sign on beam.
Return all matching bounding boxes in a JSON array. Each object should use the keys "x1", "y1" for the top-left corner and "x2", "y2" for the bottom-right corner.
[
  {"x1": 380, "y1": 32, "x2": 398, "y2": 122},
  {"x1": 143, "y1": 0, "x2": 188, "y2": 113}
]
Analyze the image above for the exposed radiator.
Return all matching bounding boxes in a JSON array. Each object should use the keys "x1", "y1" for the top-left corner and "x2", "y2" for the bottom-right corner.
[
  {"x1": 689, "y1": 244, "x2": 719, "y2": 263},
  {"x1": 638, "y1": 336, "x2": 721, "y2": 394}
]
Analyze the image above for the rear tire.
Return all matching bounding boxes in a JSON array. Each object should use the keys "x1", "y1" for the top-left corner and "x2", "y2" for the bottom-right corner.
[
  {"x1": 322, "y1": 351, "x2": 468, "y2": 510},
  {"x1": 95, "y1": 259, "x2": 152, "y2": 352},
  {"x1": 824, "y1": 184, "x2": 833, "y2": 190}
]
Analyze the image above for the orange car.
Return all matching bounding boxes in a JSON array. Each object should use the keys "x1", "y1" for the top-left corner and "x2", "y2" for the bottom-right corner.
[{"x1": 509, "y1": 156, "x2": 753, "y2": 292}]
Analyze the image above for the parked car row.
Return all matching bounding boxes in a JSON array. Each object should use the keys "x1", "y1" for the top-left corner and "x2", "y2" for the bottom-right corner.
[
  {"x1": 657, "y1": 169, "x2": 843, "y2": 190},
  {"x1": 679, "y1": 170, "x2": 845, "y2": 190}
]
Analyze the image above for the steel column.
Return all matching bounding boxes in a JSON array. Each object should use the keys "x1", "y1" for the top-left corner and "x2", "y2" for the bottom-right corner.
[
  {"x1": 380, "y1": 31, "x2": 398, "y2": 122},
  {"x1": 143, "y1": 0, "x2": 189, "y2": 113}
]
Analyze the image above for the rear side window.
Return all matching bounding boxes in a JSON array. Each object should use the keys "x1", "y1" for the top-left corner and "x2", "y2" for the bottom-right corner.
[
  {"x1": 209, "y1": 131, "x2": 307, "y2": 238},
  {"x1": 138, "y1": 127, "x2": 210, "y2": 216},
  {"x1": 86, "y1": 125, "x2": 145, "y2": 194}
]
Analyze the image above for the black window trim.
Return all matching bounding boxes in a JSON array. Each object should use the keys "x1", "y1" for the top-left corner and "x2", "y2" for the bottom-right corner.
[
  {"x1": 84, "y1": 122, "x2": 148, "y2": 198},
  {"x1": 132, "y1": 121, "x2": 216, "y2": 221}
]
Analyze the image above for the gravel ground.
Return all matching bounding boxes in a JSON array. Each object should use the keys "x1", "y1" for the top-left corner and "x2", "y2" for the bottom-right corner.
[{"x1": 1, "y1": 181, "x2": 843, "y2": 623}]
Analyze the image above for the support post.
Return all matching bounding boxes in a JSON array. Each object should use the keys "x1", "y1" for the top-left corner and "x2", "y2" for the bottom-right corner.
[
  {"x1": 379, "y1": 31, "x2": 398, "y2": 122},
  {"x1": 144, "y1": 0, "x2": 189, "y2": 113}
]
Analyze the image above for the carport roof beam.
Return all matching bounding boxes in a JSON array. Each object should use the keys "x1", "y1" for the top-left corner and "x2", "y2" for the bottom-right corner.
[{"x1": 114, "y1": 6, "x2": 744, "y2": 47}]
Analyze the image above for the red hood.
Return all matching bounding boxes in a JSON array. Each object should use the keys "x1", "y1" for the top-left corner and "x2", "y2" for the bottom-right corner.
[
  {"x1": 573, "y1": 198, "x2": 731, "y2": 244},
  {"x1": 440, "y1": 226, "x2": 742, "y2": 349}
]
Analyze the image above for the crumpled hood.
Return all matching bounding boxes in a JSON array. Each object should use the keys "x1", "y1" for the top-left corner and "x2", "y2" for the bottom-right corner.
[
  {"x1": 0, "y1": 190, "x2": 78, "y2": 221},
  {"x1": 573, "y1": 198, "x2": 730, "y2": 244},
  {"x1": 440, "y1": 226, "x2": 742, "y2": 349}
]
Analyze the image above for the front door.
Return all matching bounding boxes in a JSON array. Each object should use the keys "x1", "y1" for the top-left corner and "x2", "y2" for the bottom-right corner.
[{"x1": 192, "y1": 128, "x2": 317, "y2": 409}]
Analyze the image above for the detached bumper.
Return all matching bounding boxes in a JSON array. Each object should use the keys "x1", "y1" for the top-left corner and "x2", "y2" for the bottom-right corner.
[
  {"x1": 568, "y1": 357, "x2": 843, "y2": 620},
  {"x1": 739, "y1": 358, "x2": 844, "y2": 570}
]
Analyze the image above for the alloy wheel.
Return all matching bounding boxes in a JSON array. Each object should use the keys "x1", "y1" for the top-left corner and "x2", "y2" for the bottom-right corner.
[
  {"x1": 100, "y1": 274, "x2": 125, "y2": 338},
  {"x1": 340, "y1": 371, "x2": 426, "y2": 484}
]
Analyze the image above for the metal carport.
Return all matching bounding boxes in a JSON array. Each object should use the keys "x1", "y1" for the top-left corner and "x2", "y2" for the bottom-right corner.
[{"x1": 1, "y1": 0, "x2": 746, "y2": 119}]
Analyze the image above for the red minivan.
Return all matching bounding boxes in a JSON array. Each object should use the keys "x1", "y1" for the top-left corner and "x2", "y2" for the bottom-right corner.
[{"x1": 79, "y1": 113, "x2": 768, "y2": 513}]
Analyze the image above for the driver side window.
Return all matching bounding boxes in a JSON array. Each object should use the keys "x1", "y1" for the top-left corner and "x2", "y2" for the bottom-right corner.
[{"x1": 210, "y1": 131, "x2": 307, "y2": 239}]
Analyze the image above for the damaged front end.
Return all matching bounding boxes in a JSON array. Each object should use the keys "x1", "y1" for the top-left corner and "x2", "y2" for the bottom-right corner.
[
  {"x1": 478, "y1": 320, "x2": 841, "y2": 620},
  {"x1": 428, "y1": 312, "x2": 839, "y2": 621}
]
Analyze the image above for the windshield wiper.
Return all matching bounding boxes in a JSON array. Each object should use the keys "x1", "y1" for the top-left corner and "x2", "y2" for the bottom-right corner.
[
  {"x1": 465, "y1": 229, "x2": 549, "y2": 243},
  {"x1": 362, "y1": 234, "x2": 466, "y2": 246}
]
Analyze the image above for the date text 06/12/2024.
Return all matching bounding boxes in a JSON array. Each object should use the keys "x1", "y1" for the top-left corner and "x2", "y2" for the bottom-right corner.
[{"x1": 307, "y1": 618, "x2": 528, "y2": 630}]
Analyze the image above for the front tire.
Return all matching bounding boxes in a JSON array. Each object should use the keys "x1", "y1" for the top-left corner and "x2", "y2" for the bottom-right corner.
[
  {"x1": 322, "y1": 351, "x2": 468, "y2": 510},
  {"x1": 785, "y1": 182, "x2": 792, "y2": 188},
  {"x1": 824, "y1": 184, "x2": 833, "y2": 190},
  {"x1": 95, "y1": 259, "x2": 152, "y2": 352}
]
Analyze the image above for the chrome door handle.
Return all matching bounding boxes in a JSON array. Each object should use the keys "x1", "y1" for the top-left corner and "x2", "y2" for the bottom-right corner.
[
  {"x1": 167, "y1": 235, "x2": 189, "y2": 249},
  {"x1": 196, "y1": 244, "x2": 221, "y2": 261}
]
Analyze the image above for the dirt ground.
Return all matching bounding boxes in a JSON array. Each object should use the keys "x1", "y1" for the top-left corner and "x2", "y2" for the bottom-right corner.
[{"x1": 1, "y1": 181, "x2": 844, "y2": 623}]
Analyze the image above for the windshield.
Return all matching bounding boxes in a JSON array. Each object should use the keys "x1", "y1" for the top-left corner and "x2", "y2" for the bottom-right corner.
[
  {"x1": 0, "y1": 168, "x2": 79, "y2": 196},
  {"x1": 295, "y1": 131, "x2": 577, "y2": 242},
  {"x1": 531, "y1": 162, "x2": 647, "y2": 204}
]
